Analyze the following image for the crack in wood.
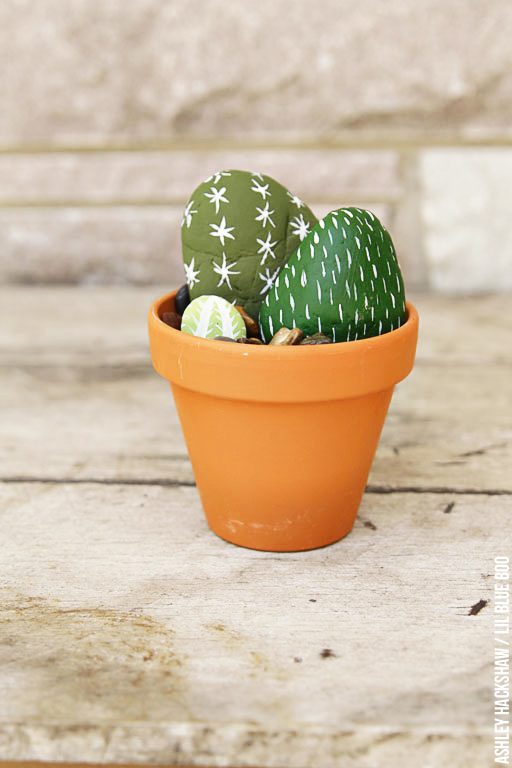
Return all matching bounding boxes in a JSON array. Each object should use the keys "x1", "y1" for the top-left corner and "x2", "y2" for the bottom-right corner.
[{"x1": 0, "y1": 476, "x2": 511, "y2": 496}]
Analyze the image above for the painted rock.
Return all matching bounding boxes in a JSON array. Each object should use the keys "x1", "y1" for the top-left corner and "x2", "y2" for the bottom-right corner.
[
  {"x1": 181, "y1": 295, "x2": 246, "y2": 340},
  {"x1": 181, "y1": 169, "x2": 317, "y2": 320},
  {"x1": 259, "y1": 207, "x2": 406, "y2": 343}
]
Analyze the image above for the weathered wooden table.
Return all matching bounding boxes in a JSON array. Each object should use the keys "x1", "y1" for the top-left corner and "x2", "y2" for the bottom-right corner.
[{"x1": 0, "y1": 288, "x2": 510, "y2": 768}]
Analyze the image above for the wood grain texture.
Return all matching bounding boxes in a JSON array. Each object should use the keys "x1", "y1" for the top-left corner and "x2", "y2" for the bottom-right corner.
[
  {"x1": 0, "y1": 288, "x2": 510, "y2": 767},
  {"x1": 0, "y1": 483, "x2": 506, "y2": 766}
]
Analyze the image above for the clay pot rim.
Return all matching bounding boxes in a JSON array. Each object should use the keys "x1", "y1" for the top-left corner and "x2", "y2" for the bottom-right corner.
[
  {"x1": 148, "y1": 290, "x2": 419, "y2": 403},
  {"x1": 150, "y1": 290, "x2": 417, "y2": 356}
]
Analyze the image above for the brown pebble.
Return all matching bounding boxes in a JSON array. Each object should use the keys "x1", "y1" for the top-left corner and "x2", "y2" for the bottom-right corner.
[
  {"x1": 300, "y1": 333, "x2": 332, "y2": 345},
  {"x1": 235, "y1": 306, "x2": 260, "y2": 338},
  {"x1": 237, "y1": 337, "x2": 264, "y2": 345},
  {"x1": 269, "y1": 327, "x2": 304, "y2": 346},
  {"x1": 161, "y1": 311, "x2": 182, "y2": 330},
  {"x1": 214, "y1": 335, "x2": 237, "y2": 343}
]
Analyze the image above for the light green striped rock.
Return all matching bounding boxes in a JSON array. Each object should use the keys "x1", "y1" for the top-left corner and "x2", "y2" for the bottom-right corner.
[
  {"x1": 181, "y1": 169, "x2": 317, "y2": 320},
  {"x1": 259, "y1": 207, "x2": 406, "y2": 343},
  {"x1": 181, "y1": 295, "x2": 246, "y2": 340}
]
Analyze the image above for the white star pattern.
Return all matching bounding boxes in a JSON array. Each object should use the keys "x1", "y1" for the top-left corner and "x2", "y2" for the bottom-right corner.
[
  {"x1": 182, "y1": 200, "x2": 197, "y2": 228},
  {"x1": 209, "y1": 216, "x2": 235, "y2": 246},
  {"x1": 204, "y1": 185, "x2": 228, "y2": 214},
  {"x1": 212, "y1": 252, "x2": 240, "y2": 290},
  {"x1": 290, "y1": 214, "x2": 311, "y2": 241},
  {"x1": 287, "y1": 191, "x2": 304, "y2": 209},
  {"x1": 257, "y1": 232, "x2": 278, "y2": 265},
  {"x1": 206, "y1": 171, "x2": 231, "y2": 185},
  {"x1": 259, "y1": 266, "x2": 280, "y2": 294},
  {"x1": 251, "y1": 178, "x2": 271, "y2": 200},
  {"x1": 184, "y1": 257, "x2": 200, "y2": 289},
  {"x1": 255, "y1": 201, "x2": 275, "y2": 228}
]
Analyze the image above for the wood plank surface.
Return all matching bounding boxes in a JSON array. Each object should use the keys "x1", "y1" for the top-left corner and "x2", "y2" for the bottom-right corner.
[
  {"x1": 0, "y1": 482, "x2": 507, "y2": 767},
  {"x1": 0, "y1": 288, "x2": 510, "y2": 767}
]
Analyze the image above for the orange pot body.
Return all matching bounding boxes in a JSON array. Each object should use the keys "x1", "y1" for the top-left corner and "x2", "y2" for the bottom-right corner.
[{"x1": 149, "y1": 292, "x2": 419, "y2": 552}]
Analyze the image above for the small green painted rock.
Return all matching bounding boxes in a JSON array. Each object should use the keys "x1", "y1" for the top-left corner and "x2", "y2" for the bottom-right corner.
[
  {"x1": 259, "y1": 207, "x2": 406, "y2": 343},
  {"x1": 181, "y1": 295, "x2": 246, "y2": 340},
  {"x1": 181, "y1": 170, "x2": 317, "y2": 319}
]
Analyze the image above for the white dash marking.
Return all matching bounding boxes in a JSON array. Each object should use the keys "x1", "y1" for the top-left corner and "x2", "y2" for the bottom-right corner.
[
  {"x1": 318, "y1": 316, "x2": 322, "y2": 333},
  {"x1": 328, "y1": 230, "x2": 334, "y2": 245},
  {"x1": 355, "y1": 236, "x2": 361, "y2": 249},
  {"x1": 372, "y1": 263, "x2": 378, "y2": 278},
  {"x1": 305, "y1": 303, "x2": 311, "y2": 320},
  {"x1": 301, "y1": 270, "x2": 307, "y2": 287},
  {"x1": 319, "y1": 218, "x2": 325, "y2": 229},
  {"x1": 347, "y1": 249, "x2": 352, "y2": 268},
  {"x1": 314, "y1": 232, "x2": 320, "y2": 244},
  {"x1": 321, "y1": 261, "x2": 326, "y2": 278},
  {"x1": 316, "y1": 281, "x2": 322, "y2": 303}
]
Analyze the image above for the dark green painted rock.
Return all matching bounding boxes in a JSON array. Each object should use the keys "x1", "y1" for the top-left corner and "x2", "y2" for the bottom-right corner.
[
  {"x1": 259, "y1": 207, "x2": 406, "y2": 343},
  {"x1": 181, "y1": 170, "x2": 317, "y2": 319}
]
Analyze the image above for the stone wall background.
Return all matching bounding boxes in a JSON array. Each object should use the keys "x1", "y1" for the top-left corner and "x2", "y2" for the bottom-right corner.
[{"x1": 1, "y1": 0, "x2": 511, "y2": 292}]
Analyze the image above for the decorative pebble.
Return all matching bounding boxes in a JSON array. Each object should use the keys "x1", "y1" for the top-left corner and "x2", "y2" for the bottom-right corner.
[
  {"x1": 175, "y1": 283, "x2": 191, "y2": 315},
  {"x1": 300, "y1": 333, "x2": 332, "y2": 345},
  {"x1": 269, "y1": 327, "x2": 304, "y2": 346},
  {"x1": 235, "y1": 306, "x2": 261, "y2": 338},
  {"x1": 237, "y1": 337, "x2": 264, "y2": 345},
  {"x1": 214, "y1": 335, "x2": 238, "y2": 343},
  {"x1": 259, "y1": 207, "x2": 406, "y2": 342},
  {"x1": 181, "y1": 295, "x2": 246, "y2": 340},
  {"x1": 181, "y1": 169, "x2": 317, "y2": 319},
  {"x1": 161, "y1": 311, "x2": 182, "y2": 330}
]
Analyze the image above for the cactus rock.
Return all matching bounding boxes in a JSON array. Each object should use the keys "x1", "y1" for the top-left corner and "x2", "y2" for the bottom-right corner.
[
  {"x1": 259, "y1": 207, "x2": 407, "y2": 343},
  {"x1": 181, "y1": 295, "x2": 246, "y2": 340},
  {"x1": 181, "y1": 170, "x2": 317, "y2": 319}
]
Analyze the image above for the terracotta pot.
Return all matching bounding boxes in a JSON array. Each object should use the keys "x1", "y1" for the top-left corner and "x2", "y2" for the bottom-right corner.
[{"x1": 148, "y1": 291, "x2": 419, "y2": 552}]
